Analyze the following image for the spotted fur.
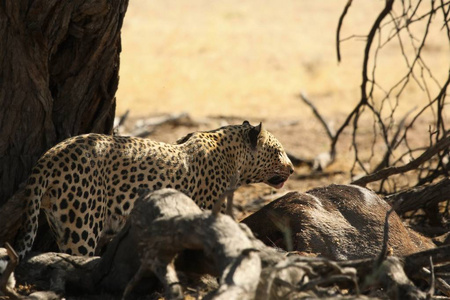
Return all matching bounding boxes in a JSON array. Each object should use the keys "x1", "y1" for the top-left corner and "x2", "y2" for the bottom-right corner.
[{"x1": 14, "y1": 121, "x2": 294, "y2": 257}]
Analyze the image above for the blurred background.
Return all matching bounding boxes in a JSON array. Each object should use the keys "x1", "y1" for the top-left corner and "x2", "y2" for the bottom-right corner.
[
  {"x1": 116, "y1": 0, "x2": 447, "y2": 119},
  {"x1": 114, "y1": 0, "x2": 449, "y2": 209}
]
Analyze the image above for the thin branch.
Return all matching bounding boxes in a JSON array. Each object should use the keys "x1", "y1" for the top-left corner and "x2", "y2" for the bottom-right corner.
[
  {"x1": 352, "y1": 135, "x2": 450, "y2": 186},
  {"x1": 373, "y1": 106, "x2": 417, "y2": 172},
  {"x1": 336, "y1": 0, "x2": 353, "y2": 63},
  {"x1": 375, "y1": 206, "x2": 396, "y2": 268},
  {"x1": 299, "y1": 92, "x2": 335, "y2": 140},
  {"x1": 384, "y1": 177, "x2": 450, "y2": 214},
  {"x1": 360, "y1": 0, "x2": 395, "y2": 105}
]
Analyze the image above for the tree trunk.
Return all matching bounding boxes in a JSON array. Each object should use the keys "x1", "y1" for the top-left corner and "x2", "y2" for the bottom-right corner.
[
  {"x1": 0, "y1": 0, "x2": 129, "y2": 206},
  {"x1": 0, "y1": 0, "x2": 129, "y2": 249}
]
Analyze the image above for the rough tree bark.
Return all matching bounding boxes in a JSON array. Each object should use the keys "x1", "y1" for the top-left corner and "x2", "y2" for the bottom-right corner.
[
  {"x1": 0, "y1": 0, "x2": 129, "y2": 205},
  {"x1": 0, "y1": 0, "x2": 129, "y2": 247},
  {"x1": 4, "y1": 189, "x2": 449, "y2": 299}
]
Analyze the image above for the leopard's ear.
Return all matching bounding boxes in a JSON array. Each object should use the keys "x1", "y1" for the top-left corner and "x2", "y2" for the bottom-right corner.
[
  {"x1": 248, "y1": 122, "x2": 262, "y2": 149},
  {"x1": 242, "y1": 120, "x2": 251, "y2": 126},
  {"x1": 176, "y1": 132, "x2": 194, "y2": 144}
]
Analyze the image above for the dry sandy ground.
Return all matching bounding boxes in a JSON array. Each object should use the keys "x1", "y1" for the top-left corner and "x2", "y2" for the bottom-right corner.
[
  {"x1": 117, "y1": 0, "x2": 448, "y2": 119},
  {"x1": 115, "y1": 0, "x2": 449, "y2": 217}
]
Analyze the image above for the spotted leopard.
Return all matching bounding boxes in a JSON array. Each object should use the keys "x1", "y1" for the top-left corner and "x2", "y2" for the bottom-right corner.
[{"x1": 14, "y1": 121, "x2": 294, "y2": 257}]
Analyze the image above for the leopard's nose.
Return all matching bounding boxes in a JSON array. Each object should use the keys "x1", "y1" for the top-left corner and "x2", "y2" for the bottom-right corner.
[{"x1": 288, "y1": 164, "x2": 294, "y2": 174}]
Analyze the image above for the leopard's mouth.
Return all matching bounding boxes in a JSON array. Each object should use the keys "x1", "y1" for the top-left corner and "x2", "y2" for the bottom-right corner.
[{"x1": 266, "y1": 175, "x2": 288, "y2": 189}]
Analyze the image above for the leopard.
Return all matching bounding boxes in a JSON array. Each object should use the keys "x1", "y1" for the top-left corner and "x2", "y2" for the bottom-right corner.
[{"x1": 14, "y1": 121, "x2": 294, "y2": 258}]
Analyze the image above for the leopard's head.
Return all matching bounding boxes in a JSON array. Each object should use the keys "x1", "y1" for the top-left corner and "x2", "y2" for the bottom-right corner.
[{"x1": 240, "y1": 121, "x2": 294, "y2": 188}]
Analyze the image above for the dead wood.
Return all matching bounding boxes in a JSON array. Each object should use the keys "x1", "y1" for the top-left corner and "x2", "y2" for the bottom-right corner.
[
  {"x1": 5, "y1": 188, "x2": 260, "y2": 298},
  {"x1": 352, "y1": 136, "x2": 450, "y2": 187},
  {"x1": 337, "y1": 245, "x2": 450, "y2": 297},
  {"x1": 299, "y1": 92, "x2": 335, "y2": 140},
  {"x1": 14, "y1": 252, "x2": 99, "y2": 295},
  {"x1": 286, "y1": 152, "x2": 314, "y2": 168},
  {"x1": 132, "y1": 113, "x2": 199, "y2": 138},
  {"x1": 1, "y1": 189, "x2": 366, "y2": 298},
  {"x1": 364, "y1": 256, "x2": 427, "y2": 300},
  {"x1": 92, "y1": 188, "x2": 328, "y2": 299},
  {"x1": 113, "y1": 110, "x2": 130, "y2": 133},
  {"x1": 140, "y1": 113, "x2": 198, "y2": 128},
  {"x1": 372, "y1": 107, "x2": 417, "y2": 173},
  {"x1": 295, "y1": 170, "x2": 345, "y2": 180},
  {"x1": 333, "y1": 0, "x2": 450, "y2": 198},
  {"x1": 385, "y1": 177, "x2": 450, "y2": 215},
  {"x1": 5, "y1": 188, "x2": 450, "y2": 299},
  {"x1": 336, "y1": 0, "x2": 353, "y2": 63},
  {"x1": 102, "y1": 188, "x2": 261, "y2": 300},
  {"x1": 297, "y1": 92, "x2": 337, "y2": 171}
]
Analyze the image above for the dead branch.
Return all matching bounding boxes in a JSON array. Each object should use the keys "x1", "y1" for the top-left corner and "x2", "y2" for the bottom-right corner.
[
  {"x1": 336, "y1": 0, "x2": 353, "y2": 63},
  {"x1": 373, "y1": 106, "x2": 417, "y2": 172},
  {"x1": 385, "y1": 177, "x2": 450, "y2": 214},
  {"x1": 15, "y1": 252, "x2": 99, "y2": 295},
  {"x1": 286, "y1": 152, "x2": 314, "y2": 168},
  {"x1": 336, "y1": 245, "x2": 450, "y2": 297},
  {"x1": 294, "y1": 170, "x2": 345, "y2": 180},
  {"x1": 122, "y1": 113, "x2": 199, "y2": 138},
  {"x1": 333, "y1": 0, "x2": 449, "y2": 195},
  {"x1": 360, "y1": 0, "x2": 394, "y2": 104},
  {"x1": 299, "y1": 92, "x2": 335, "y2": 140},
  {"x1": 6, "y1": 188, "x2": 449, "y2": 298},
  {"x1": 297, "y1": 92, "x2": 337, "y2": 171},
  {"x1": 404, "y1": 245, "x2": 450, "y2": 276},
  {"x1": 330, "y1": 0, "x2": 395, "y2": 158},
  {"x1": 352, "y1": 136, "x2": 450, "y2": 187},
  {"x1": 94, "y1": 189, "x2": 267, "y2": 299},
  {"x1": 376, "y1": 206, "x2": 396, "y2": 268},
  {"x1": 421, "y1": 266, "x2": 450, "y2": 297},
  {"x1": 114, "y1": 110, "x2": 130, "y2": 131},
  {"x1": 364, "y1": 256, "x2": 427, "y2": 299}
]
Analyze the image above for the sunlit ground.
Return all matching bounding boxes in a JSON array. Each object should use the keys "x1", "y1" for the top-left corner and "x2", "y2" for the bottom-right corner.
[
  {"x1": 116, "y1": 0, "x2": 449, "y2": 198},
  {"x1": 117, "y1": 0, "x2": 448, "y2": 121}
]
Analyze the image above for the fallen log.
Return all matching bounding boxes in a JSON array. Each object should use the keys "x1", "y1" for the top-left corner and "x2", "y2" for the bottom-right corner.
[
  {"x1": 9, "y1": 189, "x2": 291, "y2": 299},
  {"x1": 4, "y1": 188, "x2": 449, "y2": 299}
]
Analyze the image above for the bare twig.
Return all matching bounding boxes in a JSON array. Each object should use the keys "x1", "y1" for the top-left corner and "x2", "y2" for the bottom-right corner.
[
  {"x1": 405, "y1": 245, "x2": 450, "y2": 275},
  {"x1": 361, "y1": 0, "x2": 394, "y2": 104},
  {"x1": 373, "y1": 106, "x2": 417, "y2": 172},
  {"x1": 352, "y1": 136, "x2": 450, "y2": 187},
  {"x1": 427, "y1": 257, "x2": 435, "y2": 298},
  {"x1": 298, "y1": 92, "x2": 337, "y2": 170},
  {"x1": 385, "y1": 177, "x2": 450, "y2": 214},
  {"x1": 333, "y1": 0, "x2": 449, "y2": 195},
  {"x1": 115, "y1": 109, "x2": 129, "y2": 129},
  {"x1": 336, "y1": 0, "x2": 353, "y2": 63},
  {"x1": 286, "y1": 152, "x2": 314, "y2": 168},
  {"x1": 299, "y1": 92, "x2": 335, "y2": 140},
  {"x1": 375, "y1": 206, "x2": 396, "y2": 268},
  {"x1": 421, "y1": 266, "x2": 450, "y2": 297}
]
